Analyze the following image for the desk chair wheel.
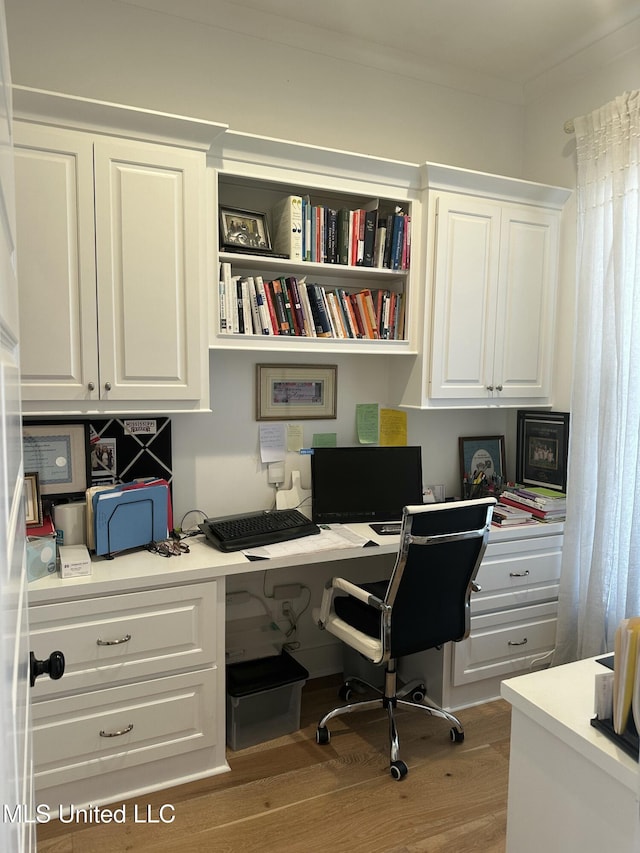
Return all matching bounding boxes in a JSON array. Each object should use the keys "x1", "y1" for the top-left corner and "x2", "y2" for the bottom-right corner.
[
  {"x1": 316, "y1": 725, "x2": 330, "y2": 745},
  {"x1": 338, "y1": 683, "x2": 354, "y2": 702},
  {"x1": 450, "y1": 727, "x2": 464, "y2": 743},
  {"x1": 390, "y1": 759, "x2": 408, "y2": 780},
  {"x1": 410, "y1": 684, "x2": 426, "y2": 703}
]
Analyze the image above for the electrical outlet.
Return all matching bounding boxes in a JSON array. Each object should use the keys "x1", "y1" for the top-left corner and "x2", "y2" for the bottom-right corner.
[{"x1": 281, "y1": 600, "x2": 291, "y2": 617}]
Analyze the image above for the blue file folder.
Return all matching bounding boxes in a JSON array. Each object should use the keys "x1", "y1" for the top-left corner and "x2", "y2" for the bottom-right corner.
[{"x1": 93, "y1": 483, "x2": 169, "y2": 556}]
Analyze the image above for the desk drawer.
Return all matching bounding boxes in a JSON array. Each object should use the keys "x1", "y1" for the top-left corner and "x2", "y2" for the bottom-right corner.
[
  {"x1": 33, "y1": 668, "x2": 216, "y2": 789},
  {"x1": 29, "y1": 581, "x2": 218, "y2": 697},
  {"x1": 452, "y1": 601, "x2": 557, "y2": 686}
]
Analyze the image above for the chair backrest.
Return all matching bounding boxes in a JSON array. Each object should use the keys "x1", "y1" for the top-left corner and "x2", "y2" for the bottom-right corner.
[{"x1": 383, "y1": 498, "x2": 495, "y2": 659}]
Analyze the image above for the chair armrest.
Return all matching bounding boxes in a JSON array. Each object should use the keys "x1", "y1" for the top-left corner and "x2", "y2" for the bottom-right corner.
[{"x1": 317, "y1": 576, "x2": 385, "y2": 628}]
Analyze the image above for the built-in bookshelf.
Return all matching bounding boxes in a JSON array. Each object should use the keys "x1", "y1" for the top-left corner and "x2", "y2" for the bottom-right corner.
[{"x1": 209, "y1": 132, "x2": 423, "y2": 353}]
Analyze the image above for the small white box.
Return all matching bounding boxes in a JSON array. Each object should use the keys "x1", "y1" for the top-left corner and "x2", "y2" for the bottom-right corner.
[{"x1": 59, "y1": 544, "x2": 92, "y2": 579}]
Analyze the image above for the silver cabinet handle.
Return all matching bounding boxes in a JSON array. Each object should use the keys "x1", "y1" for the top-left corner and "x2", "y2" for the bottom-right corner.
[
  {"x1": 509, "y1": 570, "x2": 530, "y2": 578},
  {"x1": 104, "y1": 381, "x2": 112, "y2": 391},
  {"x1": 495, "y1": 384, "x2": 503, "y2": 391},
  {"x1": 96, "y1": 633, "x2": 131, "y2": 646},
  {"x1": 99, "y1": 723, "x2": 134, "y2": 738},
  {"x1": 486, "y1": 385, "x2": 494, "y2": 391},
  {"x1": 508, "y1": 638, "x2": 528, "y2": 646},
  {"x1": 87, "y1": 381, "x2": 95, "y2": 391}
]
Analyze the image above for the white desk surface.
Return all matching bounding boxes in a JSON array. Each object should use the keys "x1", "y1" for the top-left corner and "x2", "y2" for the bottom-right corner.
[
  {"x1": 502, "y1": 656, "x2": 639, "y2": 792},
  {"x1": 27, "y1": 519, "x2": 564, "y2": 605}
]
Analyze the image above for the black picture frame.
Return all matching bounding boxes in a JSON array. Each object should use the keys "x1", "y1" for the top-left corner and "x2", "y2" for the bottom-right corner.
[
  {"x1": 516, "y1": 410, "x2": 570, "y2": 492},
  {"x1": 219, "y1": 206, "x2": 272, "y2": 254},
  {"x1": 459, "y1": 435, "x2": 506, "y2": 497}
]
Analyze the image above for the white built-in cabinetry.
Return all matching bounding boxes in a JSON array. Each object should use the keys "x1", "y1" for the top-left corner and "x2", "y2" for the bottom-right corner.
[
  {"x1": 397, "y1": 164, "x2": 571, "y2": 409},
  {"x1": 209, "y1": 131, "x2": 424, "y2": 354},
  {"x1": 401, "y1": 523, "x2": 563, "y2": 709},
  {"x1": 29, "y1": 578, "x2": 227, "y2": 813},
  {"x1": 13, "y1": 89, "x2": 225, "y2": 414}
]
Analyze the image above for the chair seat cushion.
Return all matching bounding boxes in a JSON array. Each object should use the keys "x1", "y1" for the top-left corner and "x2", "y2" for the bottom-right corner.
[{"x1": 334, "y1": 580, "x2": 388, "y2": 638}]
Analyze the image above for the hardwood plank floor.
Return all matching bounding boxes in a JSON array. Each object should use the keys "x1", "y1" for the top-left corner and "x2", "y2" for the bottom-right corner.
[{"x1": 36, "y1": 676, "x2": 511, "y2": 853}]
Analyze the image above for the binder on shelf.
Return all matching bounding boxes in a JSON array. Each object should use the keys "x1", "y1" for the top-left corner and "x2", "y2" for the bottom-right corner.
[{"x1": 272, "y1": 195, "x2": 303, "y2": 261}]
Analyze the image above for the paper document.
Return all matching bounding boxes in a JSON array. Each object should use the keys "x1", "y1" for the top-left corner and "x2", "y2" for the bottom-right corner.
[{"x1": 242, "y1": 525, "x2": 372, "y2": 560}]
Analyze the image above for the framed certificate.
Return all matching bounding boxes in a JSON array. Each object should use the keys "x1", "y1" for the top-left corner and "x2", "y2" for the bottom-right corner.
[{"x1": 22, "y1": 423, "x2": 89, "y2": 496}]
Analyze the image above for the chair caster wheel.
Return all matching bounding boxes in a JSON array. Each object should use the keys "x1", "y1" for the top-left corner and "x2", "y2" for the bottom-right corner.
[
  {"x1": 410, "y1": 684, "x2": 426, "y2": 703},
  {"x1": 316, "y1": 726, "x2": 330, "y2": 745},
  {"x1": 450, "y1": 727, "x2": 464, "y2": 743},
  {"x1": 338, "y1": 683, "x2": 353, "y2": 702},
  {"x1": 390, "y1": 760, "x2": 408, "y2": 780}
]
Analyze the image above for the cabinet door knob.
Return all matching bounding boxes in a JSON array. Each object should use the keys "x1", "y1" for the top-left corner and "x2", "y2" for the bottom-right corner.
[
  {"x1": 29, "y1": 650, "x2": 65, "y2": 688},
  {"x1": 495, "y1": 384, "x2": 503, "y2": 391},
  {"x1": 104, "y1": 381, "x2": 112, "y2": 392},
  {"x1": 486, "y1": 385, "x2": 494, "y2": 391},
  {"x1": 87, "y1": 382, "x2": 95, "y2": 391}
]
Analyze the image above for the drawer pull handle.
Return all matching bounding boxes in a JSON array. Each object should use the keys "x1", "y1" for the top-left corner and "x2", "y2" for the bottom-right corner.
[
  {"x1": 509, "y1": 570, "x2": 530, "y2": 577},
  {"x1": 96, "y1": 633, "x2": 131, "y2": 646},
  {"x1": 508, "y1": 638, "x2": 528, "y2": 647},
  {"x1": 99, "y1": 723, "x2": 134, "y2": 738}
]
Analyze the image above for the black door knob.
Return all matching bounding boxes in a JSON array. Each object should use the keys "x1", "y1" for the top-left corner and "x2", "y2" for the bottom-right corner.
[{"x1": 29, "y1": 651, "x2": 65, "y2": 688}]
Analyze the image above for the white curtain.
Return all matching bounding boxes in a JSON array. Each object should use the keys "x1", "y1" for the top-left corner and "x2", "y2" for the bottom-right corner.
[{"x1": 554, "y1": 91, "x2": 640, "y2": 665}]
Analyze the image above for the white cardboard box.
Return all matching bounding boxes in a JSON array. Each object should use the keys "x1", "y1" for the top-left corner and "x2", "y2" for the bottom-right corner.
[{"x1": 59, "y1": 544, "x2": 92, "y2": 579}]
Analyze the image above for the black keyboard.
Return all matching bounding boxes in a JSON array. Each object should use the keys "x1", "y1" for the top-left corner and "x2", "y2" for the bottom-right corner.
[{"x1": 199, "y1": 509, "x2": 320, "y2": 552}]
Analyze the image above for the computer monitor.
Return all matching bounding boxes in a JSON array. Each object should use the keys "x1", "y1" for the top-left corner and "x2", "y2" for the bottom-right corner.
[{"x1": 311, "y1": 446, "x2": 423, "y2": 524}]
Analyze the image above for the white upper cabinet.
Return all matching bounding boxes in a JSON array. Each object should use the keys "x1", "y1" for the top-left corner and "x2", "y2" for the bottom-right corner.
[
  {"x1": 397, "y1": 164, "x2": 571, "y2": 409},
  {"x1": 13, "y1": 92, "x2": 224, "y2": 415}
]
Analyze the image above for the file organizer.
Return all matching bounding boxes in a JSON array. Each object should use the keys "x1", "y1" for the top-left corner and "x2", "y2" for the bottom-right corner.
[{"x1": 92, "y1": 481, "x2": 170, "y2": 557}]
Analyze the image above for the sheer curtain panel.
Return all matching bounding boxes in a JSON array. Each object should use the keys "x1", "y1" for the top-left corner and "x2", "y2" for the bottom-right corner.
[{"x1": 554, "y1": 91, "x2": 640, "y2": 665}]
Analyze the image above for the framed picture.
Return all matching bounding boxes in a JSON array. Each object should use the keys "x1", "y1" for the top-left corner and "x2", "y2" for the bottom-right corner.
[
  {"x1": 516, "y1": 410, "x2": 570, "y2": 492},
  {"x1": 219, "y1": 206, "x2": 272, "y2": 253},
  {"x1": 459, "y1": 435, "x2": 506, "y2": 495},
  {"x1": 24, "y1": 472, "x2": 43, "y2": 527},
  {"x1": 256, "y1": 363, "x2": 338, "y2": 420},
  {"x1": 22, "y1": 423, "x2": 89, "y2": 496}
]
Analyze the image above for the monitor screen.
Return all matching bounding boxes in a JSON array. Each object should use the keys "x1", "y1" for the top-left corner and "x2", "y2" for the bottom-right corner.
[{"x1": 311, "y1": 446, "x2": 423, "y2": 524}]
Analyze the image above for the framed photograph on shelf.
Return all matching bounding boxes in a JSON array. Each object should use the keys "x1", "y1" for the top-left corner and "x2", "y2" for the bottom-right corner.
[
  {"x1": 459, "y1": 435, "x2": 506, "y2": 493},
  {"x1": 516, "y1": 410, "x2": 570, "y2": 492},
  {"x1": 24, "y1": 472, "x2": 43, "y2": 527},
  {"x1": 22, "y1": 422, "x2": 89, "y2": 496},
  {"x1": 219, "y1": 206, "x2": 272, "y2": 253},
  {"x1": 256, "y1": 364, "x2": 337, "y2": 421}
]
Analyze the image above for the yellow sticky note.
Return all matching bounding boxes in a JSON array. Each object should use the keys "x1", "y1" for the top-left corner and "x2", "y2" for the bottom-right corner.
[
  {"x1": 287, "y1": 423, "x2": 304, "y2": 452},
  {"x1": 380, "y1": 409, "x2": 407, "y2": 446},
  {"x1": 356, "y1": 403, "x2": 379, "y2": 444}
]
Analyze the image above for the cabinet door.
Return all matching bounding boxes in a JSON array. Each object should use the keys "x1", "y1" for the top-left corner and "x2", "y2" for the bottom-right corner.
[
  {"x1": 429, "y1": 193, "x2": 501, "y2": 400},
  {"x1": 14, "y1": 123, "x2": 100, "y2": 401},
  {"x1": 93, "y1": 138, "x2": 204, "y2": 400},
  {"x1": 493, "y1": 205, "x2": 559, "y2": 400}
]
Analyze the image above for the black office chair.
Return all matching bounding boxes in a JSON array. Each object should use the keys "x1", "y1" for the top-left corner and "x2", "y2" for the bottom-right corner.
[{"x1": 314, "y1": 497, "x2": 495, "y2": 780}]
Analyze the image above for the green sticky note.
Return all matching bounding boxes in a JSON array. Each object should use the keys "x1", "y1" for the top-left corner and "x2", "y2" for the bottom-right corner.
[
  {"x1": 312, "y1": 433, "x2": 337, "y2": 447},
  {"x1": 356, "y1": 403, "x2": 379, "y2": 444}
]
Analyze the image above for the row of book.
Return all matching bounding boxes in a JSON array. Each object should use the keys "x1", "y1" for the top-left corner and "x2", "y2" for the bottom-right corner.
[
  {"x1": 271, "y1": 194, "x2": 411, "y2": 270},
  {"x1": 496, "y1": 484, "x2": 567, "y2": 523},
  {"x1": 219, "y1": 263, "x2": 405, "y2": 340}
]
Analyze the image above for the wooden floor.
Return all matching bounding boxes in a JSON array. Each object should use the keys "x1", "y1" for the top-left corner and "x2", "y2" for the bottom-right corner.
[{"x1": 36, "y1": 676, "x2": 511, "y2": 853}]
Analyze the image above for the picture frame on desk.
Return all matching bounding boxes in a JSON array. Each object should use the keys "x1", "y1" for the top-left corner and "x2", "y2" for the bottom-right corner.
[
  {"x1": 256, "y1": 363, "x2": 337, "y2": 420},
  {"x1": 219, "y1": 206, "x2": 272, "y2": 254},
  {"x1": 516, "y1": 410, "x2": 570, "y2": 492},
  {"x1": 459, "y1": 435, "x2": 506, "y2": 496},
  {"x1": 24, "y1": 472, "x2": 43, "y2": 527}
]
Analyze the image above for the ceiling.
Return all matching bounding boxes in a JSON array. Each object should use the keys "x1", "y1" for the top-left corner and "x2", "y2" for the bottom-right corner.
[{"x1": 124, "y1": 0, "x2": 640, "y2": 89}]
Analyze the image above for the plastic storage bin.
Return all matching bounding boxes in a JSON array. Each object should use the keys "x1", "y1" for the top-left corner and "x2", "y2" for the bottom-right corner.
[{"x1": 226, "y1": 651, "x2": 309, "y2": 750}]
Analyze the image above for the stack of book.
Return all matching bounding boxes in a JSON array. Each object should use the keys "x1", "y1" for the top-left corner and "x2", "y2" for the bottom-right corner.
[
  {"x1": 271, "y1": 195, "x2": 411, "y2": 270},
  {"x1": 498, "y1": 485, "x2": 567, "y2": 522},
  {"x1": 218, "y1": 264, "x2": 405, "y2": 340},
  {"x1": 491, "y1": 502, "x2": 536, "y2": 527}
]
